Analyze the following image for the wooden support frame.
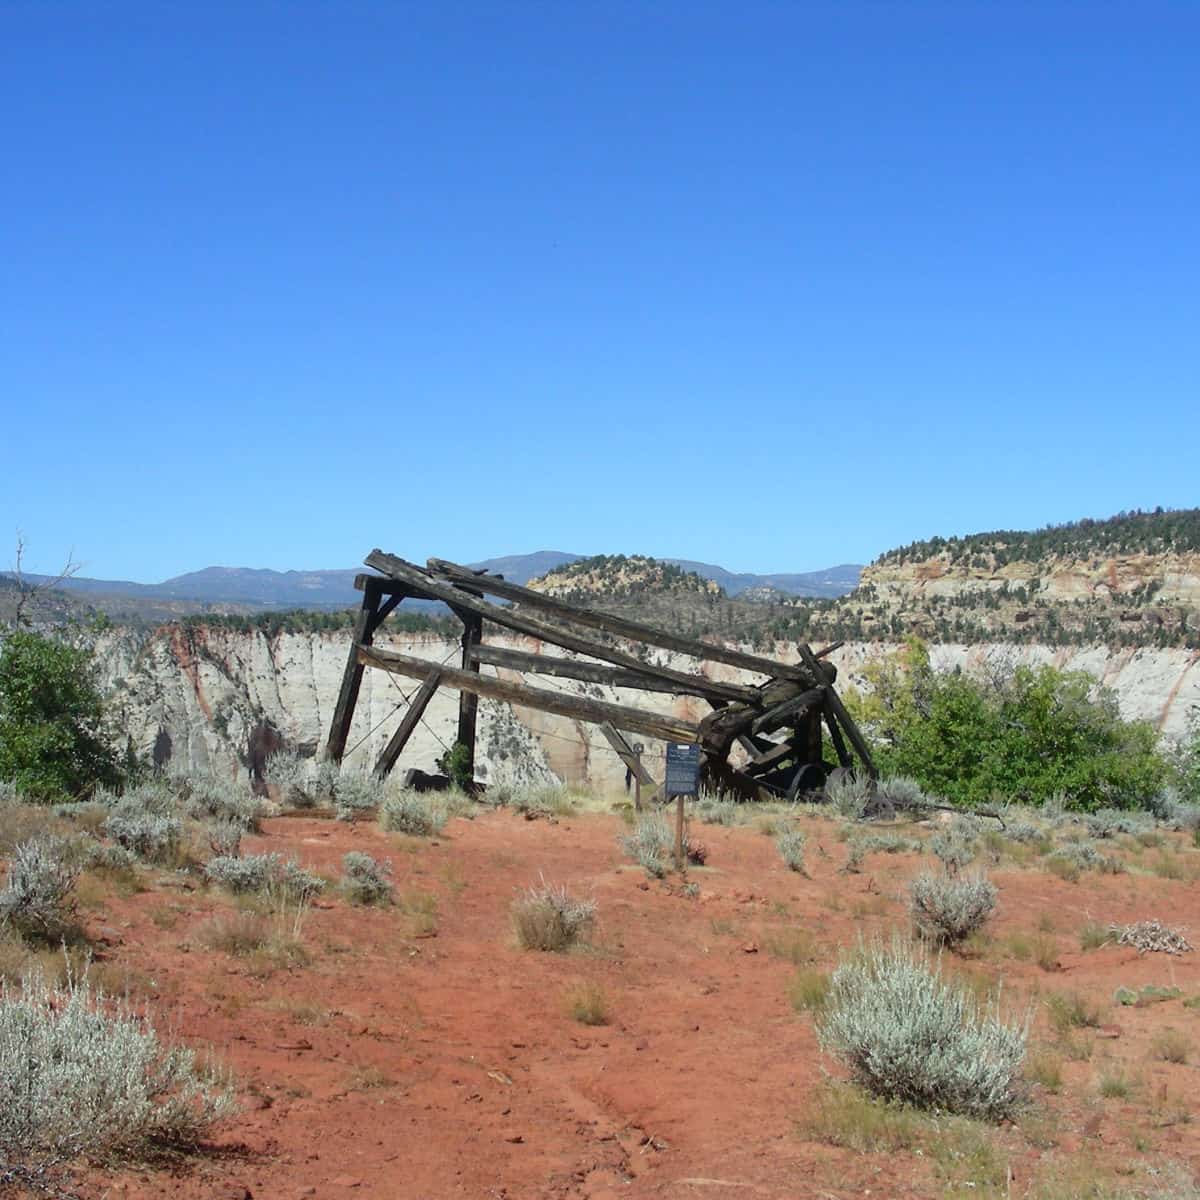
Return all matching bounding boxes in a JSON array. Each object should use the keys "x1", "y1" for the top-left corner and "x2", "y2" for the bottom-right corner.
[
  {"x1": 373, "y1": 668, "x2": 442, "y2": 779},
  {"x1": 325, "y1": 547, "x2": 876, "y2": 795}
]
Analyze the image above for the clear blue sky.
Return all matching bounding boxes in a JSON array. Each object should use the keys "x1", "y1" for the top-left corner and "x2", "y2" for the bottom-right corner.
[{"x1": 3, "y1": 2, "x2": 1197, "y2": 581}]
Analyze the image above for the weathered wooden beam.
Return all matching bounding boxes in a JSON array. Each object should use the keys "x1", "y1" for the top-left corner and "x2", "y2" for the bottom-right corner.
[
  {"x1": 798, "y1": 643, "x2": 876, "y2": 778},
  {"x1": 814, "y1": 641, "x2": 844, "y2": 660},
  {"x1": 425, "y1": 556, "x2": 816, "y2": 684},
  {"x1": 363, "y1": 551, "x2": 765, "y2": 701},
  {"x1": 743, "y1": 738, "x2": 796, "y2": 775},
  {"x1": 357, "y1": 645, "x2": 701, "y2": 745},
  {"x1": 326, "y1": 579, "x2": 384, "y2": 763},
  {"x1": 471, "y1": 643, "x2": 756, "y2": 703},
  {"x1": 456, "y1": 612, "x2": 483, "y2": 781},
  {"x1": 599, "y1": 722, "x2": 659, "y2": 809},
  {"x1": 373, "y1": 667, "x2": 442, "y2": 780},
  {"x1": 749, "y1": 687, "x2": 826, "y2": 736},
  {"x1": 821, "y1": 699, "x2": 853, "y2": 768}
]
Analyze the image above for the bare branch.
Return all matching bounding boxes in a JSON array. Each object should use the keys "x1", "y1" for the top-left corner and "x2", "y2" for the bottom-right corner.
[{"x1": 8, "y1": 533, "x2": 81, "y2": 628}]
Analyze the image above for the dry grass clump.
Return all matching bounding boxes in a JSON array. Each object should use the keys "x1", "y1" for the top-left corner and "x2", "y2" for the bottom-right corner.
[
  {"x1": 908, "y1": 871, "x2": 997, "y2": 947},
  {"x1": 0, "y1": 968, "x2": 234, "y2": 1192},
  {"x1": 511, "y1": 880, "x2": 595, "y2": 952},
  {"x1": 197, "y1": 907, "x2": 310, "y2": 976},
  {"x1": 564, "y1": 981, "x2": 609, "y2": 1025},
  {"x1": 1151, "y1": 1028, "x2": 1189, "y2": 1064},
  {"x1": 619, "y1": 815, "x2": 695, "y2": 878},
  {"x1": 817, "y1": 937, "x2": 1028, "y2": 1120},
  {"x1": 1046, "y1": 990, "x2": 1103, "y2": 1035},
  {"x1": 788, "y1": 968, "x2": 831, "y2": 1013}
]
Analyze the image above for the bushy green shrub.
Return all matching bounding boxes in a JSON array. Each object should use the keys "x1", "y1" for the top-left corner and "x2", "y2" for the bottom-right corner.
[
  {"x1": 340, "y1": 852, "x2": 393, "y2": 905},
  {"x1": 850, "y1": 641, "x2": 1168, "y2": 811},
  {"x1": 379, "y1": 790, "x2": 447, "y2": 837},
  {"x1": 263, "y1": 749, "x2": 318, "y2": 808},
  {"x1": 817, "y1": 937, "x2": 1027, "y2": 1119},
  {"x1": 908, "y1": 871, "x2": 997, "y2": 945},
  {"x1": 0, "y1": 836, "x2": 79, "y2": 939},
  {"x1": 0, "y1": 631, "x2": 122, "y2": 801},
  {"x1": 775, "y1": 827, "x2": 808, "y2": 873},
  {"x1": 0, "y1": 968, "x2": 234, "y2": 1187},
  {"x1": 511, "y1": 880, "x2": 595, "y2": 951}
]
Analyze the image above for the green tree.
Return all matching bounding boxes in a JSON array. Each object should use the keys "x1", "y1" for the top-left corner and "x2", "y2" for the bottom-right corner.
[
  {"x1": 845, "y1": 640, "x2": 1167, "y2": 810},
  {"x1": 0, "y1": 631, "x2": 122, "y2": 801}
]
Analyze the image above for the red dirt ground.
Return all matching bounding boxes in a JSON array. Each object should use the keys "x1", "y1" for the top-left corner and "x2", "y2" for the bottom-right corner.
[{"x1": 68, "y1": 807, "x2": 1200, "y2": 1200}]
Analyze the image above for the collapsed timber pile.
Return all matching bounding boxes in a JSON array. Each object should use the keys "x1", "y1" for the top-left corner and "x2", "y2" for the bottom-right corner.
[{"x1": 325, "y1": 551, "x2": 875, "y2": 800}]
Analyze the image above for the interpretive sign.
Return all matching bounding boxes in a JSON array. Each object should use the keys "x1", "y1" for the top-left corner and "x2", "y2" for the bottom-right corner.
[{"x1": 665, "y1": 742, "x2": 701, "y2": 797}]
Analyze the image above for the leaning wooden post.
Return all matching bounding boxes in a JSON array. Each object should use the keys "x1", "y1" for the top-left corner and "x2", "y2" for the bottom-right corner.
[
  {"x1": 675, "y1": 794, "x2": 686, "y2": 872},
  {"x1": 326, "y1": 578, "x2": 384, "y2": 763},
  {"x1": 455, "y1": 611, "x2": 483, "y2": 783}
]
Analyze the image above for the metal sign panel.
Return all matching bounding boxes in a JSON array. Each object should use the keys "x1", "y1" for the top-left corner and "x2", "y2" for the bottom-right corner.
[{"x1": 665, "y1": 742, "x2": 701, "y2": 797}]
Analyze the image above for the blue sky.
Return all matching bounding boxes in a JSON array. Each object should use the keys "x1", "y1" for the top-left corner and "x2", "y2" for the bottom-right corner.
[{"x1": 3, "y1": 2, "x2": 1197, "y2": 581}]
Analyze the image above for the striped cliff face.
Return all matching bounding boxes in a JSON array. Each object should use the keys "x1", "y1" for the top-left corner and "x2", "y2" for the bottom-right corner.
[{"x1": 83, "y1": 625, "x2": 1200, "y2": 793}]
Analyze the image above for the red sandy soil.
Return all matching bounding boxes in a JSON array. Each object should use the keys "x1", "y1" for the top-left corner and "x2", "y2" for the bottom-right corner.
[{"x1": 67, "y1": 808, "x2": 1200, "y2": 1200}]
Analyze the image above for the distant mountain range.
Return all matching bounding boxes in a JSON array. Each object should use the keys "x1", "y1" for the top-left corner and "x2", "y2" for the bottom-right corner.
[{"x1": 8, "y1": 552, "x2": 862, "y2": 613}]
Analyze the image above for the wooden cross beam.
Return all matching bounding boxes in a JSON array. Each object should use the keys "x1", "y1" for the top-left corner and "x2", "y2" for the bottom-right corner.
[
  {"x1": 357, "y1": 644, "x2": 702, "y2": 745},
  {"x1": 362, "y1": 551, "x2": 787, "y2": 701},
  {"x1": 425, "y1": 556, "x2": 816, "y2": 683}
]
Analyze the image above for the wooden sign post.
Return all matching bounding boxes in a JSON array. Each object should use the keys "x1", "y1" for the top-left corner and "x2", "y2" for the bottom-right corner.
[{"x1": 665, "y1": 743, "x2": 702, "y2": 873}]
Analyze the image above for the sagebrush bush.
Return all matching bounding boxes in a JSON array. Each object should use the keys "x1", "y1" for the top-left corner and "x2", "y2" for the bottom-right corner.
[
  {"x1": 826, "y1": 772, "x2": 873, "y2": 820},
  {"x1": 0, "y1": 836, "x2": 79, "y2": 939},
  {"x1": 776, "y1": 826, "x2": 808, "y2": 873},
  {"x1": 695, "y1": 790, "x2": 740, "y2": 826},
  {"x1": 103, "y1": 810, "x2": 182, "y2": 864},
  {"x1": 379, "y1": 790, "x2": 447, "y2": 837},
  {"x1": 1046, "y1": 840, "x2": 1122, "y2": 876},
  {"x1": 333, "y1": 774, "x2": 384, "y2": 822},
  {"x1": 844, "y1": 833, "x2": 921, "y2": 873},
  {"x1": 264, "y1": 749, "x2": 318, "y2": 808},
  {"x1": 206, "y1": 819, "x2": 243, "y2": 858},
  {"x1": 929, "y1": 821, "x2": 977, "y2": 875},
  {"x1": 619, "y1": 815, "x2": 692, "y2": 877},
  {"x1": 908, "y1": 871, "x2": 997, "y2": 946},
  {"x1": 512, "y1": 880, "x2": 595, "y2": 951},
  {"x1": 817, "y1": 937, "x2": 1028, "y2": 1119},
  {"x1": 876, "y1": 776, "x2": 928, "y2": 813},
  {"x1": 0, "y1": 968, "x2": 235, "y2": 1186},
  {"x1": 203, "y1": 852, "x2": 324, "y2": 901},
  {"x1": 182, "y1": 775, "x2": 262, "y2": 831},
  {"x1": 340, "y1": 852, "x2": 393, "y2": 905}
]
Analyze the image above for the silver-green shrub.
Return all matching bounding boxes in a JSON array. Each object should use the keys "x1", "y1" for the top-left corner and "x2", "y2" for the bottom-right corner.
[
  {"x1": 695, "y1": 789, "x2": 740, "y2": 826},
  {"x1": 206, "y1": 820, "x2": 243, "y2": 858},
  {"x1": 0, "y1": 968, "x2": 235, "y2": 1186},
  {"x1": 203, "y1": 852, "x2": 324, "y2": 901},
  {"x1": 844, "y1": 832, "x2": 922, "y2": 873},
  {"x1": 1048, "y1": 839, "x2": 1123, "y2": 875},
  {"x1": 203, "y1": 853, "x2": 278, "y2": 893},
  {"x1": 817, "y1": 937, "x2": 1028, "y2": 1119},
  {"x1": 776, "y1": 827, "x2": 807, "y2": 874},
  {"x1": 184, "y1": 776, "x2": 262, "y2": 831},
  {"x1": 103, "y1": 810, "x2": 182, "y2": 864},
  {"x1": 826, "y1": 772, "x2": 873, "y2": 820},
  {"x1": 264, "y1": 749, "x2": 317, "y2": 808},
  {"x1": 0, "y1": 837, "x2": 79, "y2": 939},
  {"x1": 876, "y1": 776, "x2": 928, "y2": 813},
  {"x1": 909, "y1": 871, "x2": 997, "y2": 945},
  {"x1": 333, "y1": 773, "x2": 384, "y2": 822},
  {"x1": 1084, "y1": 808, "x2": 1154, "y2": 839},
  {"x1": 340, "y1": 852, "x2": 393, "y2": 905},
  {"x1": 619, "y1": 815, "x2": 689, "y2": 878},
  {"x1": 929, "y1": 821, "x2": 977, "y2": 875},
  {"x1": 379, "y1": 790, "x2": 447, "y2": 837}
]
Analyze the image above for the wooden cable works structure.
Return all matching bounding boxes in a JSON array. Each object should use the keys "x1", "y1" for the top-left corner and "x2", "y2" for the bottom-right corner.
[{"x1": 325, "y1": 550, "x2": 876, "y2": 800}]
